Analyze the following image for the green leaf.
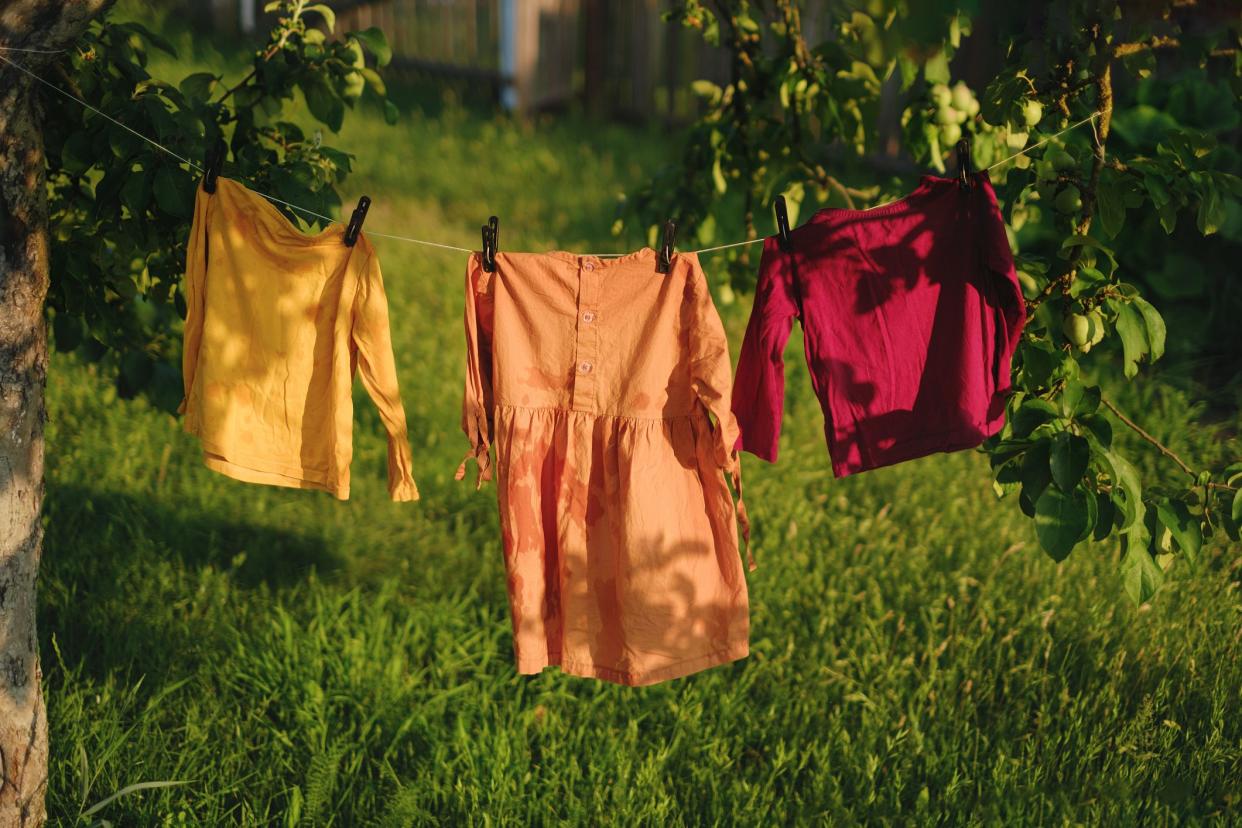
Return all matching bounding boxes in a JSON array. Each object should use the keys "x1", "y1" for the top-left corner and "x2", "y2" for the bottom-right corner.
[
  {"x1": 359, "y1": 67, "x2": 386, "y2": 96},
  {"x1": 1081, "y1": 413, "x2": 1113, "y2": 448},
  {"x1": 1094, "y1": 492, "x2": 1116, "y2": 541},
  {"x1": 1060, "y1": 235, "x2": 1118, "y2": 275},
  {"x1": 1020, "y1": 439, "x2": 1052, "y2": 505},
  {"x1": 304, "y1": 3, "x2": 336, "y2": 31},
  {"x1": 1131, "y1": 296, "x2": 1165, "y2": 363},
  {"x1": 1156, "y1": 500, "x2": 1202, "y2": 566},
  {"x1": 1232, "y1": 488, "x2": 1242, "y2": 525},
  {"x1": 351, "y1": 27, "x2": 392, "y2": 67},
  {"x1": 1034, "y1": 485, "x2": 1090, "y2": 562},
  {"x1": 1196, "y1": 178, "x2": 1224, "y2": 235},
  {"x1": 1102, "y1": 449, "x2": 1142, "y2": 530},
  {"x1": 383, "y1": 100, "x2": 399, "y2": 125},
  {"x1": 301, "y1": 74, "x2": 345, "y2": 132},
  {"x1": 178, "y1": 72, "x2": 218, "y2": 102},
  {"x1": 60, "y1": 130, "x2": 96, "y2": 176},
  {"x1": 691, "y1": 80, "x2": 722, "y2": 103},
  {"x1": 1069, "y1": 266, "x2": 1107, "y2": 299},
  {"x1": 1114, "y1": 301, "x2": 1148, "y2": 378},
  {"x1": 153, "y1": 166, "x2": 192, "y2": 218},
  {"x1": 923, "y1": 50, "x2": 950, "y2": 85},
  {"x1": 1120, "y1": 543, "x2": 1164, "y2": 604},
  {"x1": 1062, "y1": 380, "x2": 1100, "y2": 419},
  {"x1": 1050, "y1": 432, "x2": 1090, "y2": 492},
  {"x1": 712, "y1": 157, "x2": 727, "y2": 195},
  {"x1": 1013, "y1": 399, "x2": 1060, "y2": 438},
  {"x1": 120, "y1": 168, "x2": 152, "y2": 215}
]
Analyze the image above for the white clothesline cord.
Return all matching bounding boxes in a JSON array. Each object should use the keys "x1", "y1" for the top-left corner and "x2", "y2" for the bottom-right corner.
[
  {"x1": 985, "y1": 112, "x2": 1101, "y2": 172},
  {"x1": 0, "y1": 45, "x2": 68, "y2": 54},
  {"x1": 0, "y1": 49, "x2": 1101, "y2": 258}
]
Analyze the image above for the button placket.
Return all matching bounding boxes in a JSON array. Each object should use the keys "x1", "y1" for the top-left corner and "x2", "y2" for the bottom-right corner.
[{"x1": 571, "y1": 258, "x2": 602, "y2": 413}]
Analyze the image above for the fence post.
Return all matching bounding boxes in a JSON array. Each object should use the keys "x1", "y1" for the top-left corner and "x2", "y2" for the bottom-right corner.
[{"x1": 239, "y1": 0, "x2": 256, "y2": 33}]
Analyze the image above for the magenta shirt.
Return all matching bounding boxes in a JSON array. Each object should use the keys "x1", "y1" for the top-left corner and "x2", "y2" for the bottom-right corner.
[{"x1": 731, "y1": 172, "x2": 1026, "y2": 476}]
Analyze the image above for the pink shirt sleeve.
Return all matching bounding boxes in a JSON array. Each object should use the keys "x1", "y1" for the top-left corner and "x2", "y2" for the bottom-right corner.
[{"x1": 731, "y1": 237, "x2": 800, "y2": 463}]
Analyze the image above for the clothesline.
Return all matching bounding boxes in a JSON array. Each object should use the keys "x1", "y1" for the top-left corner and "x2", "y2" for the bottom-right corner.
[{"x1": 0, "y1": 47, "x2": 1099, "y2": 257}]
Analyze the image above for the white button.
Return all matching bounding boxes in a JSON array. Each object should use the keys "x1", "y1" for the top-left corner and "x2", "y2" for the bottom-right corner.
[
  {"x1": 583, "y1": 262, "x2": 595, "y2": 271},
  {"x1": 582, "y1": 311, "x2": 595, "y2": 323},
  {"x1": 578, "y1": 361, "x2": 593, "y2": 374}
]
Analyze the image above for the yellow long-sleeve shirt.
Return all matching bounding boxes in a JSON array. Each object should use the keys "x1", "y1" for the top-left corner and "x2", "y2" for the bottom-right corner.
[{"x1": 180, "y1": 177, "x2": 418, "y2": 501}]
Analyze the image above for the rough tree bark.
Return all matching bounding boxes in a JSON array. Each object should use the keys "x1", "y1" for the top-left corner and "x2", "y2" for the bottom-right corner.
[{"x1": 0, "y1": 1, "x2": 114, "y2": 824}]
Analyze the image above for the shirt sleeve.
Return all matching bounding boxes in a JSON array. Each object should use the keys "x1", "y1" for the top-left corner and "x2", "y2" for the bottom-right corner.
[
  {"x1": 687, "y1": 262, "x2": 741, "y2": 473},
  {"x1": 730, "y1": 237, "x2": 800, "y2": 463},
  {"x1": 179, "y1": 182, "x2": 210, "y2": 415},
  {"x1": 351, "y1": 244, "x2": 419, "y2": 502},
  {"x1": 687, "y1": 260, "x2": 753, "y2": 569},
  {"x1": 455, "y1": 254, "x2": 495, "y2": 489}
]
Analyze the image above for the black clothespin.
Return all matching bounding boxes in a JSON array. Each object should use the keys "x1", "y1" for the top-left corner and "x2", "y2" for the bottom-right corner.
[
  {"x1": 774, "y1": 195, "x2": 793, "y2": 252},
  {"x1": 344, "y1": 196, "x2": 371, "y2": 247},
  {"x1": 956, "y1": 137, "x2": 973, "y2": 190},
  {"x1": 481, "y1": 215, "x2": 498, "y2": 272},
  {"x1": 202, "y1": 138, "x2": 226, "y2": 194},
  {"x1": 656, "y1": 220, "x2": 677, "y2": 274}
]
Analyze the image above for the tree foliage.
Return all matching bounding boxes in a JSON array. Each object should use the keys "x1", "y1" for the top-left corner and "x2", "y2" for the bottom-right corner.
[
  {"x1": 630, "y1": 0, "x2": 1242, "y2": 600},
  {"x1": 43, "y1": 0, "x2": 394, "y2": 409}
]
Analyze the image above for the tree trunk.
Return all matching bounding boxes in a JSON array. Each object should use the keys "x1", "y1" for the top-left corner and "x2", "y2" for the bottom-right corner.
[{"x1": 0, "y1": 2, "x2": 114, "y2": 824}]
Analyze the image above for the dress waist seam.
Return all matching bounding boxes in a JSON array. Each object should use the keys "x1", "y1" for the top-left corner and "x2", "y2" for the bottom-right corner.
[{"x1": 493, "y1": 402, "x2": 700, "y2": 423}]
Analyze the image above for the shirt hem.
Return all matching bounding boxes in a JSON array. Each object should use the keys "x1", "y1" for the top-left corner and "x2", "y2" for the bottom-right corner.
[
  {"x1": 830, "y1": 420, "x2": 1002, "y2": 478},
  {"x1": 189, "y1": 428, "x2": 350, "y2": 499},
  {"x1": 515, "y1": 642, "x2": 749, "y2": 687}
]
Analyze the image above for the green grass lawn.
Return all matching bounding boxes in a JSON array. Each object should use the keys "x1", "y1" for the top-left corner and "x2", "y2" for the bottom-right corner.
[{"x1": 39, "y1": 27, "x2": 1242, "y2": 826}]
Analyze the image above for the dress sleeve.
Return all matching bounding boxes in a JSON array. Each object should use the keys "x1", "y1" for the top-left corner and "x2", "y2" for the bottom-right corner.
[
  {"x1": 687, "y1": 260, "x2": 753, "y2": 570},
  {"x1": 455, "y1": 254, "x2": 495, "y2": 489},
  {"x1": 978, "y1": 173, "x2": 1026, "y2": 395},
  {"x1": 730, "y1": 237, "x2": 800, "y2": 462},
  {"x1": 179, "y1": 182, "x2": 210, "y2": 415},
  {"x1": 352, "y1": 243, "x2": 419, "y2": 502}
]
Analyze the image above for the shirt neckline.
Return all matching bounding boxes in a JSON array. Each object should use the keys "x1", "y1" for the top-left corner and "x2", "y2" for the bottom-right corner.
[
  {"x1": 214, "y1": 177, "x2": 347, "y2": 247},
  {"x1": 809, "y1": 170, "x2": 989, "y2": 223}
]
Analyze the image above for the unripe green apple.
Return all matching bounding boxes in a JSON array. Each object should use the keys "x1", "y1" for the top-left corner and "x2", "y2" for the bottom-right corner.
[
  {"x1": 1017, "y1": 270, "x2": 1040, "y2": 300},
  {"x1": 940, "y1": 122, "x2": 962, "y2": 146},
  {"x1": 1022, "y1": 99, "x2": 1043, "y2": 128},
  {"x1": 935, "y1": 106, "x2": 957, "y2": 125},
  {"x1": 951, "y1": 82, "x2": 973, "y2": 111},
  {"x1": 1006, "y1": 129, "x2": 1029, "y2": 150},
  {"x1": 1063, "y1": 314, "x2": 1091, "y2": 347},
  {"x1": 1055, "y1": 185, "x2": 1083, "y2": 214},
  {"x1": 931, "y1": 83, "x2": 952, "y2": 107},
  {"x1": 1049, "y1": 148, "x2": 1076, "y2": 171}
]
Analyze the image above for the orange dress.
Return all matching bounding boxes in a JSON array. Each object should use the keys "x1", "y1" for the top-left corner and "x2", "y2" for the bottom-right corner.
[
  {"x1": 458, "y1": 249, "x2": 751, "y2": 686},
  {"x1": 181, "y1": 178, "x2": 418, "y2": 501}
]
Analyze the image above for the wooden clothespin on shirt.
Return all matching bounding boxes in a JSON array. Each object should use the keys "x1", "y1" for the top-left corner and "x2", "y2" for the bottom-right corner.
[
  {"x1": 344, "y1": 196, "x2": 371, "y2": 247},
  {"x1": 774, "y1": 195, "x2": 793, "y2": 252},
  {"x1": 655, "y1": 220, "x2": 677, "y2": 274},
  {"x1": 480, "y1": 215, "x2": 499, "y2": 272},
  {"x1": 202, "y1": 138, "x2": 226, "y2": 194},
  {"x1": 956, "y1": 137, "x2": 973, "y2": 190}
]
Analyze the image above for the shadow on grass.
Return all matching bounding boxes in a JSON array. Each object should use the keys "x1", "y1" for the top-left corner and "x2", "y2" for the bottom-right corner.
[
  {"x1": 43, "y1": 483, "x2": 341, "y2": 587},
  {"x1": 39, "y1": 482, "x2": 341, "y2": 681}
]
